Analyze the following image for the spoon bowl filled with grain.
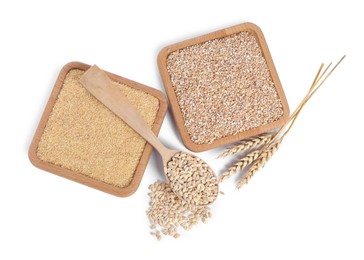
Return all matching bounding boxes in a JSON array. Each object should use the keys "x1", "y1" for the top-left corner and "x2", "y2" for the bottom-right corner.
[{"x1": 166, "y1": 152, "x2": 218, "y2": 206}]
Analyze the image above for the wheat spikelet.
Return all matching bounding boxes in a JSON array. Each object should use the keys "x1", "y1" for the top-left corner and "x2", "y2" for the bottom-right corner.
[
  {"x1": 218, "y1": 149, "x2": 261, "y2": 183},
  {"x1": 236, "y1": 140, "x2": 282, "y2": 189},
  {"x1": 218, "y1": 134, "x2": 273, "y2": 158}
]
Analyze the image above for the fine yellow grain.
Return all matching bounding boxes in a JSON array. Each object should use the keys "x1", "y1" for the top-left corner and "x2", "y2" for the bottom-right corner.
[{"x1": 37, "y1": 69, "x2": 160, "y2": 188}]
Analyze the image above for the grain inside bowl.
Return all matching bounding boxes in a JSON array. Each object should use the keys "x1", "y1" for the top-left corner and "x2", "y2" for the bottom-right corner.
[
  {"x1": 159, "y1": 23, "x2": 290, "y2": 151},
  {"x1": 30, "y1": 62, "x2": 167, "y2": 196},
  {"x1": 167, "y1": 31, "x2": 283, "y2": 144}
]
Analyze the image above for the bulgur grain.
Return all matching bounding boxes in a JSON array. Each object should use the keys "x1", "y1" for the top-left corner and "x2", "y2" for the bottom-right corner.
[{"x1": 37, "y1": 69, "x2": 159, "y2": 188}]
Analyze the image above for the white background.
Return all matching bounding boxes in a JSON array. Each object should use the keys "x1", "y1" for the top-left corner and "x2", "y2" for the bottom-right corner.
[{"x1": 1, "y1": 1, "x2": 363, "y2": 259}]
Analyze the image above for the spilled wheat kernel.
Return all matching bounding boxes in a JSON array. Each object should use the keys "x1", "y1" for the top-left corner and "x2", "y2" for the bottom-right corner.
[{"x1": 147, "y1": 181, "x2": 211, "y2": 240}]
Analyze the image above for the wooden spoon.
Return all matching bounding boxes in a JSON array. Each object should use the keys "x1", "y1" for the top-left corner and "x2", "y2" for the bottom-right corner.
[{"x1": 80, "y1": 65, "x2": 218, "y2": 205}]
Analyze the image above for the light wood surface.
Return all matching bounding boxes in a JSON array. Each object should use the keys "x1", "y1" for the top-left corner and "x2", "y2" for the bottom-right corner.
[
  {"x1": 28, "y1": 62, "x2": 168, "y2": 197},
  {"x1": 80, "y1": 65, "x2": 178, "y2": 165},
  {"x1": 158, "y1": 22, "x2": 290, "y2": 152}
]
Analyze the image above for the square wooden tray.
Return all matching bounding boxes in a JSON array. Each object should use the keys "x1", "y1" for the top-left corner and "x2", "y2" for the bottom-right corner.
[
  {"x1": 158, "y1": 22, "x2": 290, "y2": 152},
  {"x1": 29, "y1": 62, "x2": 168, "y2": 197}
]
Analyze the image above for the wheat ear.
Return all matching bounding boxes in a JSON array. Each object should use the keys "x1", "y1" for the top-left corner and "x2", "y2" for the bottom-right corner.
[
  {"x1": 237, "y1": 140, "x2": 282, "y2": 188},
  {"x1": 218, "y1": 134, "x2": 273, "y2": 158},
  {"x1": 218, "y1": 150, "x2": 261, "y2": 182}
]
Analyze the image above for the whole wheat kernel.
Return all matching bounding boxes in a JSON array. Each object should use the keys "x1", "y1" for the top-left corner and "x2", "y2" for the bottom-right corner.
[
  {"x1": 166, "y1": 31, "x2": 284, "y2": 144},
  {"x1": 147, "y1": 181, "x2": 212, "y2": 240},
  {"x1": 166, "y1": 152, "x2": 219, "y2": 206}
]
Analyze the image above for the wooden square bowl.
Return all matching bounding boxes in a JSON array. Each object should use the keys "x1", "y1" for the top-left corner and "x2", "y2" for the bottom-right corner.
[
  {"x1": 158, "y1": 23, "x2": 289, "y2": 152},
  {"x1": 29, "y1": 62, "x2": 167, "y2": 197}
]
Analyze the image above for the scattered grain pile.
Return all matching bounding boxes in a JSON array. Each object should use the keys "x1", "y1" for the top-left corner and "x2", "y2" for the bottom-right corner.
[
  {"x1": 37, "y1": 69, "x2": 160, "y2": 188},
  {"x1": 147, "y1": 152, "x2": 218, "y2": 240},
  {"x1": 166, "y1": 31, "x2": 284, "y2": 144},
  {"x1": 166, "y1": 152, "x2": 218, "y2": 206},
  {"x1": 147, "y1": 181, "x2": 212, "y2": 240}
]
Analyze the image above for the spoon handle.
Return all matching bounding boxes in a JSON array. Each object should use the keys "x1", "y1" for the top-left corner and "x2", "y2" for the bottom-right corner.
[{"x1": 80, "y1": 65, "x2": 170, "y2": 159}]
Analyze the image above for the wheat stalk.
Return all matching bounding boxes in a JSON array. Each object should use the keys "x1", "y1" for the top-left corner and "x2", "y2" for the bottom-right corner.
[
  {"x1": 218, "y1": 55, "x2": 346, "y2": 188},
  {"x1": 218, "y1": 134, "x2": 273, "y2": 158}
]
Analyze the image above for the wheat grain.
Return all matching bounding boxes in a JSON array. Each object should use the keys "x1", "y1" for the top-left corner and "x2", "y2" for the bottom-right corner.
[
  {"x1": 166, "y1": 152, "x2": 219, "y2": 206},
  {"x1": 166, "y1": 31, "x2": 284, "y2": 145},
  {"x1": 147, "y1": 181, "x2": 212, "y2": 240}
]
